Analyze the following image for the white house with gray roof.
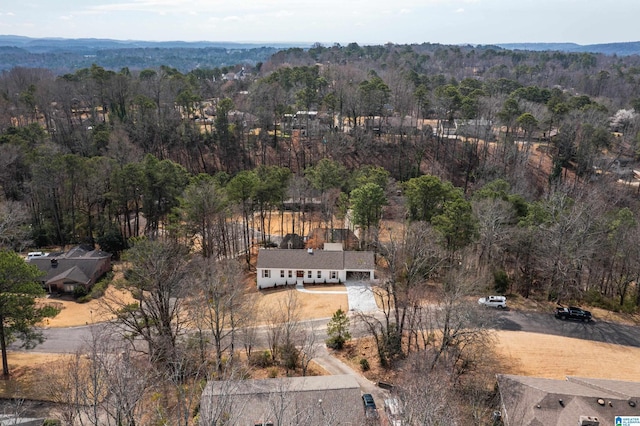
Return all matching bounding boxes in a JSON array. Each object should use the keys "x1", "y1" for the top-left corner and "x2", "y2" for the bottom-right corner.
[{"x1": 256, "y1": 246, "x2": 375, "y2": 289}]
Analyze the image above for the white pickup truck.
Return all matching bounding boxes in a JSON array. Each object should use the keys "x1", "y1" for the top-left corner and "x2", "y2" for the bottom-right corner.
[{"x1": 478, "y1": 295, "x2": 507, "y2": 309}]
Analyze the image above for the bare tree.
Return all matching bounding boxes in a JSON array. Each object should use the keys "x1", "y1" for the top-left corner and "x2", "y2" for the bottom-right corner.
[
  {"x1": 365, "y1": 222, "x2": 445, "y2": 364},
  {"x1": 44, "y1": 326, "x2": 155, "y2": 426},
  {"x1": 186, "y1": 257, "x2": 249, "y2": 372},
  {"x1": 101, "y1": 239, "x2": 190, "y2": 372},
  {"x1": 198, "y1": 367, "x2": 250, "y2": 425},
  {"x1": 265, "y1": 290, "x2": 301, "y2": 371},
  {"x1": 298, "y1": 327, "x2": 319, "y2": 377},
  {"x1": 0, "y1": 199, "x2": 31, "y2": 251},
  {"x1": 43, "y1": 352, "x2": 85, "y2": 425},
  {"x1": 472, "y1": 197, "x2": 515, "y2": 269},
  {"x1": 396, "y1": 354, "x2": 461, "y2": 426},
  {"x1": 428, "y1": 264, "x2": 494, "y2": 379}
]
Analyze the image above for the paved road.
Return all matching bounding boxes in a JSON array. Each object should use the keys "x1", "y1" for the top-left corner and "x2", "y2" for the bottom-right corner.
[
  {"x1": 489, "y1": 309, "x2": 640, "y2": 347},
  {"x1": 18, "y1": 309, "x2": 640, "y2": 354}
]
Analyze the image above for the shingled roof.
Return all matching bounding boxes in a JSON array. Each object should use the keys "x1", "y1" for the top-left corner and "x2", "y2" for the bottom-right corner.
[
  {"x1": 200, "y1": 374, "x2": 364, "y2": 425},
  {"x1": 28, "y1": 245, "x2": 111, "y2": 287},
  {"x1": 497, "y1": 374, "x2": 640, "y2": 426},
  {"x1": 256, "y1": 248, "x2": 374, "y2": 271}
]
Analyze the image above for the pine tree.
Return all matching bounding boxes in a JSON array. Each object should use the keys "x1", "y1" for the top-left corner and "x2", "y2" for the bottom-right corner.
[{"x1": 325, "y1": 308, "x2": 351, "y2": 350}]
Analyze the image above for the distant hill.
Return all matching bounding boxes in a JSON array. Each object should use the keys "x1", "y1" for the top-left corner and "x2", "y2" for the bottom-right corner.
[
  {"x1": 0, "y1": 35, "x2": 307, "y2": 52},
  {"x1": 495, "y1": 42, "x2": 640, "y2": 56},
  {"x1": 0, "y1": 35, "x2": 310, "y2": 73},
  {"x1": 2, "y1": 36, "x2": 640, "y2": 74}
]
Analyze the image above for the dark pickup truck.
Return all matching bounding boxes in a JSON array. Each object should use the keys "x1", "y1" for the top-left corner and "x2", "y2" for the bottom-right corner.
[{"x1": 555, "y1": 306, "x2": 592, "y2": 322}]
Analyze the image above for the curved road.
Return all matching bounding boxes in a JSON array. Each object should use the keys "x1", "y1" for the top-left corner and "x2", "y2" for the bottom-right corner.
[
  {"x1": 491, "y1": 309, "x2": 640, "y2": 347},
  {"x1": 11, "y1": 309, "x2": 640, "y2": 354}
]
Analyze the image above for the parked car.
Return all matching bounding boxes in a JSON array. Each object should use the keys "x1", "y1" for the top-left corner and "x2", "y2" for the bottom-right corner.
[
  {"x1": 555, "y1": 306, "x2": 592, "y2": 322},
  {"x1": 362, "y1": 393, "x2": 378, "y2": 418},
  {"x1": 478, "y1": 295, "x2": 507, "y2": 309},
  {"x1": 26, "y1": 251, "x2": 46, "y2": 260}
]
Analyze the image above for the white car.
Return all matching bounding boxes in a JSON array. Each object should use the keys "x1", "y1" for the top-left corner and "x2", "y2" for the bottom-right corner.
[
  {"x1": 27, "y1": 251, "x2": 46, "y2": 260},
  {"x1": 478, "y1": 295, "x2": 507, "y2": 309}
]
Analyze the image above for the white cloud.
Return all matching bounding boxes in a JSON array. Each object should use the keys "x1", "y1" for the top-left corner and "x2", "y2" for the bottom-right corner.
[
  {"x1": 455, "y1": 8, "x2": 465, "y2": 13},
  {"x1": 222, "y1": 15, "x2": 242, "y2": 23},
  {"x1": 273, "y1": 10, "x2": 294, "y2": 18},
  {"x1": 60, "y1": 15, "x2": 74, "y2": 20}
]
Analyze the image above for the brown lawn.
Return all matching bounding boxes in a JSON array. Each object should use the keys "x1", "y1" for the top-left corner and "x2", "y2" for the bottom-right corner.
[
  {"x1": 254, "y1": 284, "x2": 349, "y2": 321},
  {"x1": 38, "y1": 285, "x2": 136, "y2": 328},
  {"x1": 494, "y1": 331, "x2": 640, "y2": 380}
]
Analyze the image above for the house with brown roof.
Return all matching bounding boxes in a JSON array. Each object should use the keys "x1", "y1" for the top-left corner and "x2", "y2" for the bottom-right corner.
[
  {"x1": 256, "y1": 245, "x2": 375, "y2": 289},
  {"x1": 497, "y1": 374, "x2": 640, "y2": 426},
  {"x1": 306, "y1": 228, "x2": 359, "y2": 250},
  {"x1": 27, "y1": 245, "x2": 111, "y2": 293}
]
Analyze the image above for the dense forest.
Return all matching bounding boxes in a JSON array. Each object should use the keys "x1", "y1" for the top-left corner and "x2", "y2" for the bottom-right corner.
[{"x1": 3, "y1": 41, "x2": 640, "y2": 424}]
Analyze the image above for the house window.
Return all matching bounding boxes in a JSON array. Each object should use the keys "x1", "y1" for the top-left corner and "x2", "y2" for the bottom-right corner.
[
  {"x1": 280, "y1": 270, "x2": 285, "y2": 278},
  {"x1": 307, "y1": 270, "x2": 312, "y2": 279},
  {"x1": 262, "y1": 270, "x2": 270, "y2": 278},
  {"x1": 331, "y1": 271, "x2": 337, "y2": 279},
  {"x1": 317, "y1": 271, "x2": 322, "y2": 279},
  {"x1": 288, "y1": 270, "x2": 293, "y2": 278}
]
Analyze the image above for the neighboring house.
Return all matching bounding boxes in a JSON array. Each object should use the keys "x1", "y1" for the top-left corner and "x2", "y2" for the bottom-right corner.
[
  {"x1": 28, "y1": 245, "x2": 112, "y2": 293},
  {"x1": 279, "y1": 233, "x2": 305, "y2": 249},
  {"x1": 0, "y1": 416, "x2": 45, "y2": 426},
  {"x1": 199, "y1": 374, "x2": 365, "y2": 425},
  {"x1": 454, "y1": 118, "x2": 494, "y2": 140},
  {"x1": 497, "y1": 374, "x2": 640, "y2": 426},
  {"x1": 306, "y1": 228, "x2": 359, "y2": 250},
  {"x1": 531, "y1": 127, "x2": 559, "y2": 141},
  {"x1": 256, "y1": 245, "x2": 375, "y2": 289}
]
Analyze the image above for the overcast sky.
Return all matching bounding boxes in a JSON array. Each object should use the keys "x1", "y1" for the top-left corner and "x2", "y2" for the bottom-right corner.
[{"x1": 1, "y1": 0, "x2": 638, "y2": 46}]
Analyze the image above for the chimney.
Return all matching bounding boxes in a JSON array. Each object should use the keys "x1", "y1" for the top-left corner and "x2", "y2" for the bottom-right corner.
[{"x1": 578, "y1": 416, "x2": 599, "y2": 426}]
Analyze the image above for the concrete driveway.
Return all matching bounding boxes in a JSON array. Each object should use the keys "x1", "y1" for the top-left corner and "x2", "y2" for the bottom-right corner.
[{"x1": 344, "y1": 280, "x2": 378, "y2": 313}]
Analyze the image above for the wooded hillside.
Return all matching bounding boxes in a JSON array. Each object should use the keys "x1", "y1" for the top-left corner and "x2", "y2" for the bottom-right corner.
[
  {"x1": 2, "y1": 42, "x2": 640, "y2": 306},
  {"x1": 5, "y1": 41, "x2": 640, "y2": 425}
]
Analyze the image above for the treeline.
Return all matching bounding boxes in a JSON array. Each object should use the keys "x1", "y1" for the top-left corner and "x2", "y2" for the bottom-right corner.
[{"x1": 0, "y1": 44, "x2": 280, "y2": 74}]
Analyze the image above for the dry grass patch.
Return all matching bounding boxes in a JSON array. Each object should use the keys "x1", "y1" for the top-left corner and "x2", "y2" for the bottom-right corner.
[
  {"x1": 333, "y1": 329, "x2": 640, "y2": 385},
  {"x1": 0, "y1": 352, "x2": 72, "y2": 400},
  {"x1": 495, "y1": 331, "x2": 640, "y2": 380},
  {"x1": 38, "y1": 285, "x2": 136, "y2": 328},
  {"x1": 253, "y1": 285, "x2": 349, "y2": 321}
]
